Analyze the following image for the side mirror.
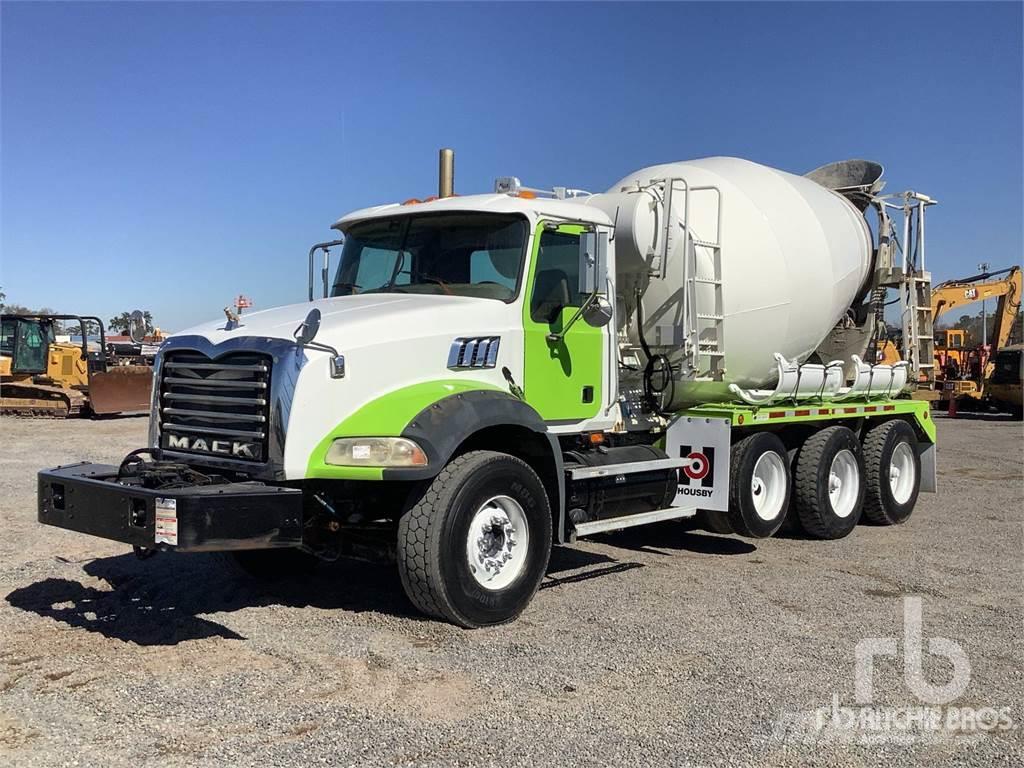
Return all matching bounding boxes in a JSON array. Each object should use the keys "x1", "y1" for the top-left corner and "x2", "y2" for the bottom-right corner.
[
  {"x1": 578, "y1": 230, "x2": 608, "y2": 295},
  {"x1": 128, "y1": 310, "x2": 147, "y2": 344},
  {"x1": 294, "y1": 308, "x2": 322, "y2": 346},
  {"x1": 582, "y1": 295, "x2": 614, "y2": 328}
]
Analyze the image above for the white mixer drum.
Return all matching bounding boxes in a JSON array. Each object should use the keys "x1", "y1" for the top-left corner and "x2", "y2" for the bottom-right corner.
[{"x1": 582, "y1": 157, "x2": 873, "y2": 403}]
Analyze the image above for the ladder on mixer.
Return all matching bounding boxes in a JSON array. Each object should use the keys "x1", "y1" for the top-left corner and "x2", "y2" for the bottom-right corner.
[
  {"x1": 889, "y1": 191, "x2": 936, "y2": 389},
  {"x1": 659, "y1": 178, "x2": 725, "y2": 380},
  {"x1": 901, "y1": 271, "x2": 935, "y2": 387}
]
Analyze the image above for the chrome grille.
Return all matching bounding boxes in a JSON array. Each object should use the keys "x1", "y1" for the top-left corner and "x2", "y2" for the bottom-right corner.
[
  {"x1": 158, "y1": 351, "x2": 271, "y2": 462},
  {"x1": 448, "y1": 336, "x2": 500, "y2": 369}
]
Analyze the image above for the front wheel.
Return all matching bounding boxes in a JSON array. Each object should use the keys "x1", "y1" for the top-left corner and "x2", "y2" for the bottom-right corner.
[{"x1": 397, "y1": 450, "x2": 552, "y2": 628}]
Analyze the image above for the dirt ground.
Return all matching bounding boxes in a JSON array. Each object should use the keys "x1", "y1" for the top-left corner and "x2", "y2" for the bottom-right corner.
[{"x1": 0, "y1": 413, "x2": 1021, "y2": 767}]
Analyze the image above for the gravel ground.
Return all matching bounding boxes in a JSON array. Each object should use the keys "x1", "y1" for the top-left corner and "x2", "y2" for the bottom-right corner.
[{"x1": 0, "y1": 413, "x2": 1021, "y2": 767}]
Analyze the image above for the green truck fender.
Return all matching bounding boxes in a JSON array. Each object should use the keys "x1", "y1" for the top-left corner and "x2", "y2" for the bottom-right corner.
[{"x1": 307, "y1": 383, "x2": 566, "y2": 538}]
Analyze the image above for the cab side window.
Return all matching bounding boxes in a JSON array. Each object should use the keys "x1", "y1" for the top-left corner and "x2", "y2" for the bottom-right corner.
[
  {"x1": 0, "y1": 319, "x2": 15, "y2": 357},
  {"x1": 530, "y1": 230, "x2": 582, "y2": 323},
  {"x1": 12, "y1": 320, "x2": 48, "y2": 373}
]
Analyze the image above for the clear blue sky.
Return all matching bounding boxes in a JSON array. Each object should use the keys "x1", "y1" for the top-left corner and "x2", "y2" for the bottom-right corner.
[{"x1": 2, "y1": 1, "x2": 1021, "y2": 332}]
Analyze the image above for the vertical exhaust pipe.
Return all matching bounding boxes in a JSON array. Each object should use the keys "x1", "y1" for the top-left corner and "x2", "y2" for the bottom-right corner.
[{"x1": 439, "y1": 148, "x2": 454, "y2": 198}]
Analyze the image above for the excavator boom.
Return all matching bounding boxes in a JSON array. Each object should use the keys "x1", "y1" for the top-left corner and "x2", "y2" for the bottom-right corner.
[{"x1": 932, "y1": 266, "x2": 1022, "y2": 335}]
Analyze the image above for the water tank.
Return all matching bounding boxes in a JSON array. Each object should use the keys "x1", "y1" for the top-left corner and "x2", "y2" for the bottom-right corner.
[{"x1": 580, "y1": 157, "x2": 874, "y2": 405}]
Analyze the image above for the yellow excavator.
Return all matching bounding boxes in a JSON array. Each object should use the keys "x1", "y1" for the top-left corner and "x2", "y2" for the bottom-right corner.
[
  {"x1": 930, "y1": 266, "x2": 1022, "y2": 408},
  {"x1": 0, "y1": 314, "x2": 154, "y2": 417}
]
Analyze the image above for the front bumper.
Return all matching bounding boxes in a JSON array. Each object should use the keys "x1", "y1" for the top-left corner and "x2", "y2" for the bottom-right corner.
[{"x1": 38, "y1": 463, "x2": 304, "y2": 552}]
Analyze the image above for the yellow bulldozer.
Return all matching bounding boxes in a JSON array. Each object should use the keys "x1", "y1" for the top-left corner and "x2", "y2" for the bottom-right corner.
[{"x1": 0, "y1": 313, "x2": 154, "y2": 418}]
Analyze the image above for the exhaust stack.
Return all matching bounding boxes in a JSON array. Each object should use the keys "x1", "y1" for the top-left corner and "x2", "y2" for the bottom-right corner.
[{"x1": 439, "y1": 148, "x2": 454, "y2": 198}]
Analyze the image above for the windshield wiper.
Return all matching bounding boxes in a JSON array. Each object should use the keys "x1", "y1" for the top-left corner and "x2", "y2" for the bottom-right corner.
[{"x1": 332, "y1": 281, "x2": 362, "y2": 296}]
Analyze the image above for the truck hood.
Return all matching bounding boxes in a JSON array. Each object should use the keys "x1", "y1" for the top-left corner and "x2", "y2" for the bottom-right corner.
[{"x1": 170, "y1": 293, "x2": 514, "y2": 350}]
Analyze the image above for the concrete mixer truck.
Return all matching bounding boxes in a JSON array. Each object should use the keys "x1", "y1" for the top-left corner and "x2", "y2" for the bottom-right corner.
[{"x1": 37, "y1": 150, "x2": 938, "y2": 627}]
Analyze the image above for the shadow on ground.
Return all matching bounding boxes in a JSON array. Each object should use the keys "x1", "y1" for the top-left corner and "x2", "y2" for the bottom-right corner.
[
  {"x1": 597, "y1": 520, "x2": 757, "y2": 555},
  {"x1": 932, "y1": 410, "x2": 1021, "y2": 423},
  {"x1": 6, "y1": 520, "x2": 751, "y2": 645}
]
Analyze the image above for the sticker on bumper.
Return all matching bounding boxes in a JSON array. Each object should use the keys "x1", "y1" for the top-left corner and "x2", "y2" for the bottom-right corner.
[{"x1": 155, "y1": 498, "x2": 178, "y2": 546}]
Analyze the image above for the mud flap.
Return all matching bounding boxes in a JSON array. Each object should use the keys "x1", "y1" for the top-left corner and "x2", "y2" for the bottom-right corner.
[
  {"x1": 88, "y1": 365, "x2": 153, "y2": 414},
  {"x1": 664, "y1": 416, "x2": 731, "y2": 512}
]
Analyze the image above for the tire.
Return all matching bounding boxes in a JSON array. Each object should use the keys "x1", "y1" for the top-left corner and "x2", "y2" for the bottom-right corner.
[
  {"x1": 862, "y1": 420, "x2": 921, "y2": 525},
  {"x1": 397, "y1": 450, "x2": 552, "y2": 628},
  {"x1": 218, "y1": 548, "x2": 319, "y2": 581},
  {"x1": 792, "y1": 425, "x2": 865, "y2": 540},
  {"x1": 727, "y1": 432, "x2": 791, "y2": 538}
]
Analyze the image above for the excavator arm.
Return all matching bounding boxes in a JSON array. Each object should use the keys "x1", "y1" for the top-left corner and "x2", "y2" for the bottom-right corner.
[
  {"x1": 987, "y1": 267, "x2": 1022, "y2": 351},
  {"x1": 931, "y1": 266, "x2": 1022, "y2": 334}
]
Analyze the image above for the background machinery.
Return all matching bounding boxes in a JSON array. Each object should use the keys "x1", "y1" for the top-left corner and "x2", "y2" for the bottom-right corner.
[
  {"x1": 930, "y1": 266, "x2": 1022, "y2": 409},
  {"x1": 1, "y1": 313, "x2": 154, "y2": 417},
  {"x1": 986, "y1": 343, "x2": 1023, "y2": 418}
]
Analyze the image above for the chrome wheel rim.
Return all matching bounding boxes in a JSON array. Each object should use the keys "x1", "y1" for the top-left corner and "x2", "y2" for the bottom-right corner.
[
  {"x1": 889, "y1": 442, "x2": 916, "y2": 505},
  {"x1": 828, "y1": 449, "x2": 859, "y2": 518},
  {"x1": 750, "y1": 451, "x2": 787, "y2": 521},
  {"x1": 465, "y1": 495, "x2": 529, "y2": 590}
]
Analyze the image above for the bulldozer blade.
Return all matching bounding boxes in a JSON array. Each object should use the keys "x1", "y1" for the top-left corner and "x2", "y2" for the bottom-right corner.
[{"x1": 88, "y1": 366, "x2": 153, "y2": 415}]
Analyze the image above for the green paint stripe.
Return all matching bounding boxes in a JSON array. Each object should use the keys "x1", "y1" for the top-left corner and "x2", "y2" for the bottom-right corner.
[
  {"x1": 305, "y1": 379, "x2": 501, "y2": 480},
  {"x1": 682, "y1": 398, "x2": 936, "y2": 443}
]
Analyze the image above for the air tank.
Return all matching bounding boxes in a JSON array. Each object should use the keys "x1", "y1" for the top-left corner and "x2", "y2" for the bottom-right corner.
[{"x1": 579, "y1": 157, "x2": 874, "y2": 406}]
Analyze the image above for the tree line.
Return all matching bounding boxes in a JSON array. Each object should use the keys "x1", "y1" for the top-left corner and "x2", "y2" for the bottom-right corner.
[{"x1": 1, "y1": 287, "x2": 155, "y2": 336}]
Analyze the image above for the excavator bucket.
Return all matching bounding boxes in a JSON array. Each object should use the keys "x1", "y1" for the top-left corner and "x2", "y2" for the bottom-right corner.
[{"x1": 88, "y1": 365, "x2": 153, "y2": 415}]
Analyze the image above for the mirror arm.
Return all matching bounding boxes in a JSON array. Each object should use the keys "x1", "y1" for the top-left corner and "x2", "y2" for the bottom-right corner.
[
  {"x1": 301, "y1": 340, "x2": 340, "y2": 357},
  {"x1": 546, "y1": 292, "x2": 599, "y2": 343},
  {"x1": 308, "y1": 239, "x2": 344, "y2": 301}
]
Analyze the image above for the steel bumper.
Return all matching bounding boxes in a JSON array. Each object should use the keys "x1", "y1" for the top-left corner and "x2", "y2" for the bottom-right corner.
[{"x1": 38, "y1": 463, "x2": 304, "y2": 552}]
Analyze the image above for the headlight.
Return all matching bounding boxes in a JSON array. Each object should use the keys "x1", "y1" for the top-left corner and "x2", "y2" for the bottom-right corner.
[{"x1": 325, "y1": 437, "x2": 428, "y2": 467}]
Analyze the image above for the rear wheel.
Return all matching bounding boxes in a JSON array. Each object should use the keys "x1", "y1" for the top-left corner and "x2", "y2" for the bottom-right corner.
[
  {"x1": 793, "y1": 426, "x2": 865, "y2": 539},
  {"x1": 862, "y1": 420, "x2": 921, "y2": 525},
  {"x1": 397, "y1": 450, "x2": 552, "y2": 628},
  {"x1": 727, "y1": 432, "x2": 791, "y2": 538}
]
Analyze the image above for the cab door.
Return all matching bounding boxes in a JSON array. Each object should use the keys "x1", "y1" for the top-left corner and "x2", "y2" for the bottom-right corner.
[
  {"x1": 522, "y1": 222, "x2": 605, "y2": 422},
  {"x1": 11, "y1": 319, "x2": 49, "y2": 374}
]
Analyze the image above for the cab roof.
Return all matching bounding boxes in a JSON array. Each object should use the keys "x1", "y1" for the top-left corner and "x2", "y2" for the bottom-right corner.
[{"x1": 332, "y1": 192, "x2": 612, "y2": 232}]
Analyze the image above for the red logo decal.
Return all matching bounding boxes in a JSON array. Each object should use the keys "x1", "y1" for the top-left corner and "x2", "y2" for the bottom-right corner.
[{"x1": 684, "y1": 451, "x2": 710, "y2": 481}]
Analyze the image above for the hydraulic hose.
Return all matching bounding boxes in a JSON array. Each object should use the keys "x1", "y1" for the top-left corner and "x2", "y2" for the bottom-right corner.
[{"x1": 634, "y1": 287, "x2": 675, "y2": 416}]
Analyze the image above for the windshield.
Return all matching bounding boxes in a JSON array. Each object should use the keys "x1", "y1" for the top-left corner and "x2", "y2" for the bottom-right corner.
[{"x1": 332, "y1": 213, "x2": 527, "y2": 302}]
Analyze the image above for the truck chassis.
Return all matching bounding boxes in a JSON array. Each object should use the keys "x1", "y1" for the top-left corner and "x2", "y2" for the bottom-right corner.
[{"x1": 38, "y1": 396, "x2": 934, "y2": 627}]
